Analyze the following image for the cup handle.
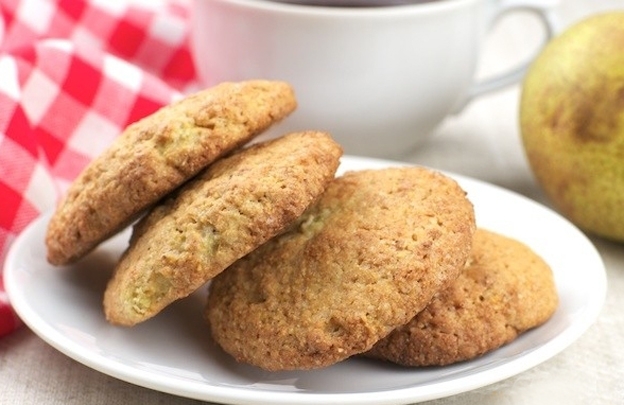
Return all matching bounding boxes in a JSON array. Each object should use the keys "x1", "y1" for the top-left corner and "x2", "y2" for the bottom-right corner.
[{"x1": 451, "y1": 0, "x2": 560, "y2": 113}]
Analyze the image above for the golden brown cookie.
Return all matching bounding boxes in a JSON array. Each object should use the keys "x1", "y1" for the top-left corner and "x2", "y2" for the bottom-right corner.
[
  {"x1": 46, "y1": 80, "x2": 297, "y2": 265},
  {"x1": 366, "y1": 228, "x2": 559, "y2": 366},
  {"x1": 103, "y1": 131, "x2": 342, "y2": 326},
  {"x1": 206, "y1": 167, "x2": 476, "y2": 371}
]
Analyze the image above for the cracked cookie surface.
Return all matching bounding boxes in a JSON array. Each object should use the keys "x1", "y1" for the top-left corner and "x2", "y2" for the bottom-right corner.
[
  {"x1": 366, "y1": 228, "x2": 559, "y2": 366},
  {"x1": 206, "y1": 167, "x2": 476, "y2": 371},
  {"x1": 103, "y1": 131, "x2": 342, "y2": 326},
  {"x1": 46, "y1": 80, "x2": 296, "y2": 265}
]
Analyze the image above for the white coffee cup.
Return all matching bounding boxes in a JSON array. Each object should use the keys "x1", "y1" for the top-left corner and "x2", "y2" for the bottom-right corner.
[{"x1": 191, "y1": 0, "x2": 558, "y2": 157}]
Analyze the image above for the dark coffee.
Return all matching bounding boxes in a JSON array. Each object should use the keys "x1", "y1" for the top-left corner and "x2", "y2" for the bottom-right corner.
[{"x1": 275, "y1": 0, "x2": 442, "y2": 7}]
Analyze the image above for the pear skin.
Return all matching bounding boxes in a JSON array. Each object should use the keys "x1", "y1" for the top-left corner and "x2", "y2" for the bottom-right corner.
[{"x1": 520, "y1": 12, "x2": 624, "y2": 241}]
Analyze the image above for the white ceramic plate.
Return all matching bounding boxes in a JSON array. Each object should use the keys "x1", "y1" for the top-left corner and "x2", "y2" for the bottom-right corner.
[{"x1": 5, "y1": 156, "x2": 606, "y2": 405}]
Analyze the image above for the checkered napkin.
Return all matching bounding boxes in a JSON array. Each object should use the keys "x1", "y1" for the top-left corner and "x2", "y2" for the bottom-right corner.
[{"x1": 0, "y1": 0, "x2": 200, "y2": 337}]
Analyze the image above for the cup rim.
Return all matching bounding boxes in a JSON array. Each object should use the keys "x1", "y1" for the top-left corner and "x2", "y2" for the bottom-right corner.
[{"x1": 197, "y1": 0, "x2": 481, "y2": 17}]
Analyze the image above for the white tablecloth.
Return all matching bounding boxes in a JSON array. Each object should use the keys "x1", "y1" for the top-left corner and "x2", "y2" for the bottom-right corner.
[{"x1": 2, "y1": 1, "x2": 623, "y2": 404}]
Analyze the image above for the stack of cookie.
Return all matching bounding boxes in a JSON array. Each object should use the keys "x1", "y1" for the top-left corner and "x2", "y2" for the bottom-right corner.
[{"x1": 45, "y1": 80, "x2": 558, "y2": 372}]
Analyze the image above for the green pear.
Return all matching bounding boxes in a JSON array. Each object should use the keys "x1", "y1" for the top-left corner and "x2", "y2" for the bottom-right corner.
[{"x1": 520, "y1": 11, "x2": 624, "y2": 241}]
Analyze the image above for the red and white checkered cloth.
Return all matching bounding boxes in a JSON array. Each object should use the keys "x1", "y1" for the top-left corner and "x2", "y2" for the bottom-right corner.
[{"x1": 0, "y1": 0, "x2": 202, "y2": 337}]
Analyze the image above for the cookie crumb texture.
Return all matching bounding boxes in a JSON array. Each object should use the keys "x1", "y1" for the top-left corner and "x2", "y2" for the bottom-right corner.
[
  {"x1": 366, "y1": 229, "x2": 559, "y2": 366},
  {"x1": 46, "y1": 80, "x2": 296, "y2": 265},
  {"x1": 206, "y1": 167, "x2": 476, "y2": 371},
  {"x1": 103, "y1": 131, "x2": 342, "y2": 326}
]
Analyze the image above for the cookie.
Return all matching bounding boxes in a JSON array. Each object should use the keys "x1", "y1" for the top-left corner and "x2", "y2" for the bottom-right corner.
[
  {"x1": 366, "y1": 228, "x2": 559, "y2": 366},
  {"x1": 46, "y1": 80, "x2": 296, "y2": 265},
  {"x1": 206, "y1": 167, "x2": 476, "y2": 371},
  {"x1": 103, "y1": 131, "x2": 342, "y2": 326}
]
